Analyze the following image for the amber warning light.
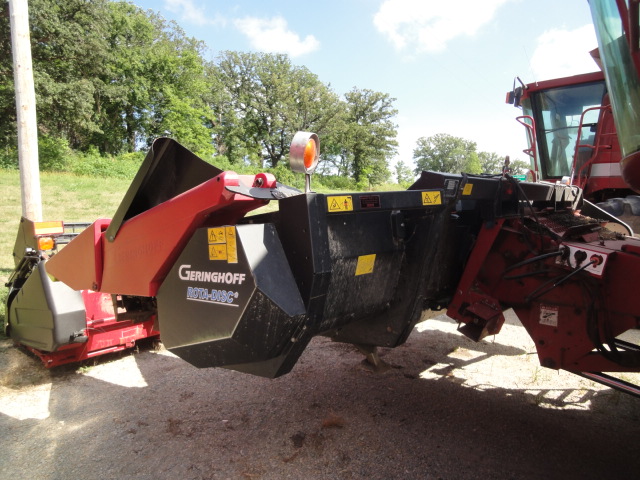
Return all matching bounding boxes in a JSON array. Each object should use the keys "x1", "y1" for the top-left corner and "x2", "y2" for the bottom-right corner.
[
  {"x1": 290, "y1": 131, "x2": 319, "y2": 174},
  {"x1": 33, "y1": 221, "x2": 63, "y2": 251},
  {"x1": 37, "y1": 236, "x2": 55, "y2": 251},
  {"x1": 290, "y1": 131, "x2": 319, "y2": 193}
]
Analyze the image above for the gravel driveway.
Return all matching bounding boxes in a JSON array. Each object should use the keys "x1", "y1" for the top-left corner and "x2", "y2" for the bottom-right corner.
[{"x1": 1, "y1": 312, "x2": 638, "y2": 480}]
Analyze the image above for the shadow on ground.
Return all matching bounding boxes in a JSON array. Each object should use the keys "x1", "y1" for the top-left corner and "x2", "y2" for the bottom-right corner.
[{"x1": 0, "y1": 316, "x2": 638, "y2": 480}]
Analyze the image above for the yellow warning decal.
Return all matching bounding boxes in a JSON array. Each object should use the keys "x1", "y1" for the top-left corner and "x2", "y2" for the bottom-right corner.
[
  {"x1": 209, "y1": 244, "x2": 227, "y2": 261},
  {"x1": 421, "y1": 191, "x2": 442, "y2": 205},
  {"x1": 34, "y1": 221, "x2": 64, "y2": 235},
  {"x1": 225, "y1": 226, "x2": 238, "y2": 264},
  {"x1": 208, "y1": 227, "x2": 226, "y2": 244},
  {"x1": 355, "y1": 254, "x2": 376, "y2": 276},
  {"x1": 327, "y1": 195, "x2": 353, "y2": 212},
  {"x1": 462, "y1": 183, "x2": 474, "y2": 196},
  {"x1": 207, "y1": 226, "x2": 238, "y2": 263}
]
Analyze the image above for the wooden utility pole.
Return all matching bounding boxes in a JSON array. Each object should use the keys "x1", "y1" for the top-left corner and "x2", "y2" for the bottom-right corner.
[{"x1": 9, "y1": 0, "x2": 42, "y2": 221}]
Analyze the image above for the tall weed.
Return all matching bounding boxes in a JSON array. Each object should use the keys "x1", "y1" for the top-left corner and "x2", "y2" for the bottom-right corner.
[
  {"x1": 38, "y1": 136, "x2": 71, "y2": 171},
  {"x1": 68, "y1": 149, "x2": 144, "y2": 178},
  {"x1": 0, "y1": 135, "x2": 71, "y2": 171}
]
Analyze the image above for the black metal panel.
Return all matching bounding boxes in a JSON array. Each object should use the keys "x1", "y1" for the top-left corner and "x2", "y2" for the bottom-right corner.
[
  {"x1": 106, "y1": 138, "x2": 222, "y2": 242},
  {"x1": 221, "y1": 330, "x2": 313, "y2": 378},
  {"x1": 168, "y1": 290, "x2": 307, "y2": 373},
  {"x1": 275, "y1": 194, "x2": 332, "y2": 315},
  {"x1": 410, "y1": 171, "x2": 580, "y2": 218},
  {"x1": 158, "y1": 178, "x2": 590, "y2": 376},
  {"x1": 327, "y1": 206, "x2": 471, "y2": 347},
  {"x1": 156, "y1": 189, "x2": 465, "y2": 376},
  {"x1": 156, "y1": 223, "x2": 307, "y2": 378},
  {"x1": 345, "y1": 190, "x2": 441, "y2": 211},
  {"x1": 320, "y1": 210, "x2": 403, "y2": 328},
  {"x1": 238, "y1": 224, "x2": 306, "y2": 316},
  {"x1": 156, "y1": 226, "x2": 257, "y2": 350},
  {"x1": 274, "y1": 190, "x2": 461, "y2": 346}
]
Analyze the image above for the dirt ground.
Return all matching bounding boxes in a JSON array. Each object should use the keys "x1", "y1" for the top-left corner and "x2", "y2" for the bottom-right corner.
[{"x1": 1, "y1": 311, "x2": 639, "y2": 480}]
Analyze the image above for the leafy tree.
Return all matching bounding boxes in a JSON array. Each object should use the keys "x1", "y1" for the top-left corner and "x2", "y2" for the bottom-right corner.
[
  {"x1": 0, "y1": 5, "x2": 16, "y2": 150},
  {"x1": 509, "y1": 159, "x2": 531, "y2": 175},
  {"x1": 395, "y1": 160, "x2": 414, "y2": 186},
  {"x1": 89, "y1": 1, "x2": 156, "y2": 153},
  {"x1": 413, "y1": 133, "x2": 481, "y2": 175},
  {"x1": 365, "y1": 157, "x2": 392, "y2": 187},
  {"x1": 479, "y1": 151, "x2": 531, "y2": 175},
  {"x1": 0, "y1": 0, "x2": 112, "y2": 149},
  {"x1": 340, "y1": 88, "x2": 397, "y2": 185},
  {"x1": 479, "y1": 151, "x2": 506, "y2": 174},
  {"x1": 1, "y1": 0, "x2": 214, "y2": 156},
  {"x1": 94, "y1": 3, "x2": 214, "y2": 155},
  {"x1": 214, "y1": 51, "x2": 342, "y2": 168},
  {"x1": 0, "y1": 1, "x2": 399, "y2": 185},
  {"x1": 143, "y1": 23, "x2": 214, "y2": 156}
]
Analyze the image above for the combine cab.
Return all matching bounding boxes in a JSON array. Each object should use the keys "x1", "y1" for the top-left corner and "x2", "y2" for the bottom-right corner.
[{"x1": 507, "y1": 65, "x2": 640, "y2": 234}]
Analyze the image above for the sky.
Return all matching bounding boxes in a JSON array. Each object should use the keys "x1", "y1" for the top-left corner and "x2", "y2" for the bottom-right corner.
[{"x1": 132, "y1": 0, "x2": 600, "y2": 170}]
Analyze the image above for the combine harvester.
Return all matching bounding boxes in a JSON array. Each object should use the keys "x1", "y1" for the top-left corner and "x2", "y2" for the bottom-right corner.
[
  {"x1": 4, "y1": 0, "x2": 640, "y2": 396},
  {"x1": 506, "y1": 67, "x2": 640, "y2": 233}
]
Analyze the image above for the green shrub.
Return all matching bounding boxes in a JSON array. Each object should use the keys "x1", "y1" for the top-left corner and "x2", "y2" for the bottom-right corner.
[
  {"x1": 210, "y1": 155, "x2": 253, "y2": 174},
  {"x1": 0, "y1": 144, "x2": 17, "y2": 169},
  {"x1": 208, "y1": 154, "x2": 234, "y2": 171},
  {"x1": 67, "y1": 148, "x2": 143, "y2": 179},
  {"x1": 0, "y1": 136, "x2": 72, "y2": 171},
  {"x1": 38, "y1": 135, "x2": 71, "y2": 171},
  {"x1": 315, "y1": 174, "x2": 356, "y2": 191},
  {"x1": 0, "y1": 140, "x2": 398, "y2": 194},
  {"x1": 370, "y1": 182, "x2": 406, "y2": 192},
  {"x1": 267, "y1": 163, "x2": 305, "y2": 190}
]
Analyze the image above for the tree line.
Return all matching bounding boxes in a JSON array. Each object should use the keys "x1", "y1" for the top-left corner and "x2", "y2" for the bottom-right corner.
[
  {"x1": 409, "y1": 134, "x2": 529, "y2": 181},
  {"x1": 0, "y1": 0, "x2": 528, "y2": 187}
]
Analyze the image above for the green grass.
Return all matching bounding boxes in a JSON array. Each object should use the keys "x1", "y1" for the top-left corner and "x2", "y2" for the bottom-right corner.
[
  {"x1": 0, "y1": 170, "x2": 132, "y2": 330},
  {"x1": 0, "y1": 170, "x2": 131, "y2": 272}
]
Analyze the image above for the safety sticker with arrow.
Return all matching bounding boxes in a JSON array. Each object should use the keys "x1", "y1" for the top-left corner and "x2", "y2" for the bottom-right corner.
[
  {"x1": 327, "y1": 195, "x2": 353, "y2": 212},
  {"x1": 421, "y1": 191, "x2": 442, "y2": 205}
]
